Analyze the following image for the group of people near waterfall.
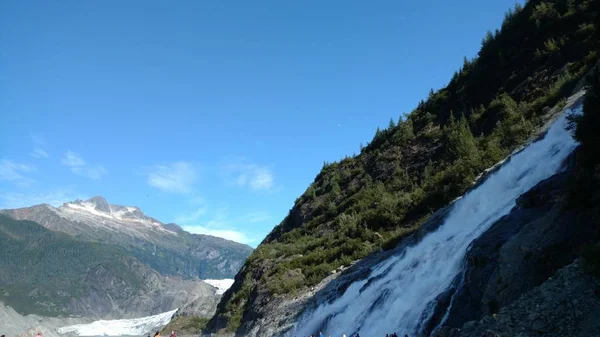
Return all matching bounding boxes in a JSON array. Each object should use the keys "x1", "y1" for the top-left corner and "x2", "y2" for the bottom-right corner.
[{"x1": 306, "y1": 332, "x2": 408, "y2": 337}]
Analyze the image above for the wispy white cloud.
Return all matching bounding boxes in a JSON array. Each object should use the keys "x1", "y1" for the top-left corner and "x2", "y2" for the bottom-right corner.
[
  {"x1": 62, "y1": 151, "x2": 85, "y2": 167},
  {"x1": 182, "y1": 225, "x2": 251, "y2": 244},
  {"x1": 177, "y1": 206, "x2": 270, "y2": 245},
  {"x1": 30, "y1": 134, "x2": 49, "y2": 158},
  {"x1": 146, "y1": 162, "x2": 197, "y2": 194},
  {"x1": 0, "y1": 159, "x2": 36, "y2": 186},
  {"x1": 241, "y1": 211, "x2": 272, "y2": 223},
  {"x1": 175, "y1": 205, "x2": 208, "y2": 223},
  {"x1": 0, "y1": 189, "x2": 83, "y2": 209},
  {"x1": 223, "y1": 162, "x2": 274, "y2": 191},
  {"x1": 30, "y1": 148, "x2": 49, "y2": 159},
  {"x1": 61, "y1": 151, "x2": 107, "y2": 180}
]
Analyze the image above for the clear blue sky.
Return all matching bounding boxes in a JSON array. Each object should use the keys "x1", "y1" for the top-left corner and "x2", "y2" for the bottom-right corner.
[{"x1": 0, "y1": 0, "x2": 522, "y2": 246}]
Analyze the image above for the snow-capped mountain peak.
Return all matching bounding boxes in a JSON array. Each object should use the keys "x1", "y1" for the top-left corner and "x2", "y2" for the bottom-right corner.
[
  {"x1": 1, "y1": 196, "x2": 253, "y2": 280},
  {"x1": 59, "y1": 196, "x2": 176, "y2": 235}
]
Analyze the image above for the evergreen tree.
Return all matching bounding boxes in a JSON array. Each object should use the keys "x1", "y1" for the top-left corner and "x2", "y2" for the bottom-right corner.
[{"x1": 445, "y1": 113, "x2": 478, "y2": 162}]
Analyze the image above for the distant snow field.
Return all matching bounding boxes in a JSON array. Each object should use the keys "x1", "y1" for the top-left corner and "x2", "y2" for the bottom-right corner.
[
  {"x1": 57, "y1": 309, "x2": 177, "y2": 336},
  {"x1": 203, "y1": 279, "x2": 234, "y2": 295}
]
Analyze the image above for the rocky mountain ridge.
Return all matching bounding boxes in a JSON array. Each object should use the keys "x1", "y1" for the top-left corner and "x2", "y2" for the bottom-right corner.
[
  {"x1": 0, "y1": 195, "x2": 248, "y2": 335},
  {"x1": 2, "y1": 196, "x2": 253, "y2": 280}
]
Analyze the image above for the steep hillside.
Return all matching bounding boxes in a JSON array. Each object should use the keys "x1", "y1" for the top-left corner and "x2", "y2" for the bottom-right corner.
[
  {"x1": 208, "y1": 0, "x2": 599, "y2": 333},
  {"x1": 0, "y1": 214, "x2": 218, "y2": 319},
  {"x1": 2, "y1": 196, "x2": 253, "y2": 279}
]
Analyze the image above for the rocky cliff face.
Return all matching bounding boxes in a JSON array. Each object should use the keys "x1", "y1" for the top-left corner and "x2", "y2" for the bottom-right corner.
[
  {"x1": 430, "y1": 169, "x2": 595, "y2": 330},
  {"x1": 2, "y1": 196, "x2": 252, "y2": 279},
  {"x1": 431, "y1": 159, "x2": 600, "y2": 336},
  {"x1": 435, "y1": 261, "x2": 600, "y2": 337}
]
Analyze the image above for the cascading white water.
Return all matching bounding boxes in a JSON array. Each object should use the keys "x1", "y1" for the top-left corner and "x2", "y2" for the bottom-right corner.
[{"x1": 291, "y1": 103, "x2": 582, "y2": 337}]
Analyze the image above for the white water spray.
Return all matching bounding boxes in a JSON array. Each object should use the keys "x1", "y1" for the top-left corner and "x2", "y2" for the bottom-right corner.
[{"x1": 291, "y1": 103, "x2": 581, "y2": 337}]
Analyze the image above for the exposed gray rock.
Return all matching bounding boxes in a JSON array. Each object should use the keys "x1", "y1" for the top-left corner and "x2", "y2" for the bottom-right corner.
[
  {"x1": 435, "y1": 261, "x2": 600, "y2": 337},
  {"x1": 435, "y1": 167, "x2": 598, "y2": 332}
]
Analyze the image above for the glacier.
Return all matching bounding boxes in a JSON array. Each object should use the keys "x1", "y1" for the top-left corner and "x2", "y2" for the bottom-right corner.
[
  {"x1": 290, "y1": 97, "x2": 582, "y2": 337},
  {"x1": 57, "y1": 309, "x2": 177, "y2": 336},
  {"x1": 203, "y1": 279, "x2": 235, "y2": 295}
]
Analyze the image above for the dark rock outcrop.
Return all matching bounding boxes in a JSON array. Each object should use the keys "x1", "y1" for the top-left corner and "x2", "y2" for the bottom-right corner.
[
  {"x1": 436, "y1": 261, "x2": 600, "y2": 337},
  {"x1": 432, "y1": 163, "x2": 600, "y2": 336}
]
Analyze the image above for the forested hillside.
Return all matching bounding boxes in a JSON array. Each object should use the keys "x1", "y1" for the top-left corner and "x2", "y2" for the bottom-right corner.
[
  {"x1": 0, "y1": 214, "x2": 217, "y2": 319},
  {"x1": 2, "y1": 197, "x2": 253, "y2": 280},
  {"x1": 0, "y1": 214, "x2": 144, "y2": 316},
  {"x1": 208, "y1": 0, "x2": 599, "y2": 333}
]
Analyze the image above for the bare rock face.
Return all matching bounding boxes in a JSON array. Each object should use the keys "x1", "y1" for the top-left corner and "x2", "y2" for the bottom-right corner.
[
  {"x1": 429, "y1": 168, "x2": 596, "y2": 331},
  {"x1": 435, "y1": 261, "x2": 600, "y2": 337}
]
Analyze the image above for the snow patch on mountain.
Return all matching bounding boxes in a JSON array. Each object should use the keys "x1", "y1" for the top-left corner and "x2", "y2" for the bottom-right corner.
[
  {"x1": 57, "y1": 309, "x2": 178, "y2": 336},
  {"x1": 58, "y1": 197, "x2": 177, "y2": 235},
  {"x1": 63, "y1": 202, "x2": 114, "y2": 219},
  {"x1": 203, "y1": 279, "x2": 235, "y2": 295}
]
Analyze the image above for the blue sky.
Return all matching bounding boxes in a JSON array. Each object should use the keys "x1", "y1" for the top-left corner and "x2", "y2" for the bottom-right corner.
[{"x1": 0, "y1": 0, "x2": 523, "y2": 246}]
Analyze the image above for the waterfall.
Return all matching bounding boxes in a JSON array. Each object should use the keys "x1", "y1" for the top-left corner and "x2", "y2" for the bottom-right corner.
[{"x1": 290, "y1": 102, "x2": 582, "y2": 337}]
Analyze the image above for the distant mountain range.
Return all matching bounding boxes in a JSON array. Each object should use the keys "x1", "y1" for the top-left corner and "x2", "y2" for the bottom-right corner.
[
  {"x1": 2, "y1": 196, "x2": 253, "y2": 279},
  {"x1": 0, "y1": 196, "x2": 253, "y2": 319}
]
